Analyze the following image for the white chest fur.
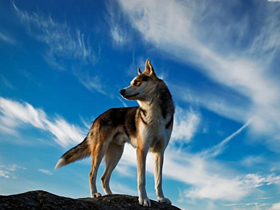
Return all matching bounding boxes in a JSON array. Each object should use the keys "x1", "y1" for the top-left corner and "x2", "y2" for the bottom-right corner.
[{"x1": 138, "y1": 102, "x2": 173, "y2": 150}]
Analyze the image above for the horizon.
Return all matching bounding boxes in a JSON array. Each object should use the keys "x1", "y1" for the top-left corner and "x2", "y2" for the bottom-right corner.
[{"x1": 0, "y1": 0, "x2": 280, "y2": 210}]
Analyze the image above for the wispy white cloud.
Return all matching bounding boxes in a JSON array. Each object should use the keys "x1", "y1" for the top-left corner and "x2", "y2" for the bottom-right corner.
[
  {"x1": 243, "y1": 173, "x2": 280, "y2": 188},
  {"x1": 13, "y1": 3, "x2": 97, "y2": 67},
  {"x1": 44, "y1": 118, "x2": 85, "y2": 147},
  {"x1": 241, "y1": 155, "x2": 266, "y2": 168},
  {"x1": 0, "y1": 97, "x2": 86, "y2": 147},
  {"x1": 105, "y1": 1, "x2": 131, "y2": 47},
  {"x1": 171, "y1": 107, "x2": 200, "y2": 144},
  {"x1": 110, "y1": 25, "x2": 128, "y2": 47},
  {"x1": 0, "y1": 169, "x2": 11, "y2": 179},
  {"x1": 171, "y1": 83, "x2": 250, "y2": 123},
  {"x1": 0, "y1": 164, "x2": 26, "y2": 179},
  {"x1": 116, "y1": 0, "x2": 280, "y2": 151},
  {"x1": 163, "y1": 148, "x2": 250, "y2": 201},
  {"x1": 12, "y1": 3, "x2": 107, "y2": 95},
  {"x1": 269, "y1": 202, "x2": 280, "y2": 210},
  {"x1": 224, "y1": 202, "x2": 271, "y2": 210},
  {"x1": 117, "y1": 97, "x2": 128, "y2": 107},
  {"x1": 166, "y1": 119, "x2": 279, "y2": 202},
  {"x1": 201, "y1": 121, "x2": 250, "y2": 158},
  {"x1": 0, "y1": 75, "x2": 15, "y2": 90},
  {"x1": 38, "y1": 169, "x2": 53, "y2": 175},
  {"x1": 170, "y1": 152, "x2": 280, "y2": 202},
  {"x1": 73, "y1": 70, "x2": 107, "y2": 95},
  {"x1": 118, "y1": 121, "x2": 280, "y2": 203},
  {"x1": 0, "y1": 97, "x2": 46, "y2": 133},
  {"x1": 79, "y1": 116, "x2": 92, "y2": 130},
  {"x1": 115, "y1": 164, "x2": 135, "y2": 178},
  {"x1": 126, "y1": 54, "x2": 145, "y2": 76},
  {"x1": 114, "y1": 106, "x2": 272, "y2": 202},
  {"x1": 0, "y1": 32, "x2": 18, "y2": 45},
  {"x1": 119, "y1": 140, "x2": 272, "y2": 202},
  {"x1": 111, "y1": 182, "x2": 137, "y2": 195}
]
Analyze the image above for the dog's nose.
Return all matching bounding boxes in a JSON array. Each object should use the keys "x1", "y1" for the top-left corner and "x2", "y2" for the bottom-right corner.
[{"x1": 120, "y1": 89, "x2": 126, "y2": 95}]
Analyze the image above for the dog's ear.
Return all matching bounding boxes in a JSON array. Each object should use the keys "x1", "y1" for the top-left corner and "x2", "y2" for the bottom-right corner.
[
  {"x1": 143, "y1": 59, "x2": 157, "y2": 77},
  {"x1": 138, "y1": 67, "x2": 142, "y2": 75}
]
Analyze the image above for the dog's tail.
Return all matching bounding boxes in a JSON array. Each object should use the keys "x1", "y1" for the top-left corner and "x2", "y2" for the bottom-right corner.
[{"x1": 55, "y1": 137, "x2": 91, "y2": 170}]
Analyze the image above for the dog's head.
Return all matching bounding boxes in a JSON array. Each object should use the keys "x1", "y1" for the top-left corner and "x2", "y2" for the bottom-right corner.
[{"x1": 120, "y1": 60, "x2": 158, "y2": 101}]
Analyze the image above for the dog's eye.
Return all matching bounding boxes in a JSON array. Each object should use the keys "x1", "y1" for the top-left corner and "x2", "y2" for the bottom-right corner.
[{"x1": 133, "y1": 81, "x2": 141, "y2": 86}]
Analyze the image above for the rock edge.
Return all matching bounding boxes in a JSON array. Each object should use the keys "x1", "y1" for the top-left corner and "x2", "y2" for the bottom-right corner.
[{"x1": 0, "y1": 190, "x2": 181, "y2": 210}]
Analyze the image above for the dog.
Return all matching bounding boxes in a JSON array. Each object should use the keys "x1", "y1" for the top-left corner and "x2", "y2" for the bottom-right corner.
[{"x1": 55, "y1": 60, "x2": 175, "y2": 207}]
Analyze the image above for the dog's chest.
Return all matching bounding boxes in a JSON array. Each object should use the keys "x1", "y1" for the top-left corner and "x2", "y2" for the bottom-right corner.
[{"x1": 139, "y1": 109, "x2": 173, "y2": 145}]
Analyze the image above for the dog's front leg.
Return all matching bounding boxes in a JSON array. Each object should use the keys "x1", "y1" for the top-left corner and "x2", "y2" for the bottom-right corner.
[
  {"x1": 154, "y1": 151, "x2": 171, "y2": 204},
  {"x1": 137, "y1": 147, "x2": 151, "y2": 207}
]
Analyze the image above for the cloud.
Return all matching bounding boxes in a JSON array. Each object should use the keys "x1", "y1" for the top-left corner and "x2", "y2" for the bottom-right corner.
[
  {"x1": 170, "y1": 83, "x2": 250, "y2": 123},
  {"x1": 116, "y1": 0, "x2": 280, "y2": 151},
  {"x1": 201, "y1": 121, "x2": 250, "y2": 158},
  {"x1": 0, "y1": 75, "x2": 15, "y2": 90},
  {"x1": 168, "y1": 150, "x2": 280, "y2": 201},
  {"x1": 185, "y1": 178, "x2": 249, "y2": 201},
  {"x1": 38, "y1": 169, "x2": 53, "y2": 175},
  {"x1": 224, "y1": 202, "x2": 271, "y2": 210},
  {"x1": 0, "y1": 169, "x2": 10, "y2": 179},
  {"x1": 113, "y1": 106, "x2": 273, "y2": 202},
  {"x1": 12, "y1": 3, "x2": 106, "y2": 94},
  {"x1": 0, "y1": 97, "x2": 46, "y2": 133},
  {"x1": 119, "y1": 140, "x2": 268, "y2": 202},
  {"x1": 73, "y1": 70, "x2": 107, "y2": 95},
  {"x1": 0, "y1": 32, "x2": 18, "y2": 45},
  {"x1": 13, "y1": 3, "x2": 97, "y2": 67},
  {"x1": 117, "y1": 120, "x2": 280, "y2": 202},
  {"x1": 0, "y1": 164, "x2": 26, "y2": 179},
  {"x1": 44, "y1": 118, "x2": 85, "y2": 147},
  {"x1": 163, "y1": 148, "x2": 250, "y2": 201},
  {"x1": 117, "y1": 97, "x2": 128, "y2": 107},
  {"x1": 171, "y1": 107, "x2": 200, "y2": 143},
  {"x1": 269, "y1": 202, "x2": 280, "y2": 210},
  {"x1": 126, "y1": 54, "x2": 145, "y2": 76},
  {"x1": 105, "y1": 1, "x2": 131, "y2": 47},
  {"x1": 243, "y1": 173, "x2": 280, "y2": 188},
  {"x1": 115, "y1": 164, "x2": 135, "y2": 178},
  {"x1": 0, "y1": 97, "x2": 86, "y2": 147},
  {"x1": 111, "y1": 182, "x2": 137, "y2": 195}
]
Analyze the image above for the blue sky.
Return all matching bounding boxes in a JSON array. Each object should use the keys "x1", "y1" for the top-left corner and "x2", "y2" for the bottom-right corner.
[{"x1": 0, "y1": 0, "x2": 280, "y2": 209}]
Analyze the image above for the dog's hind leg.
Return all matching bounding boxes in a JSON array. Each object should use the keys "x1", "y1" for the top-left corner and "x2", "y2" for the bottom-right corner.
[
  {"x1": 101, "y1": 142, "x2": 124, "y2": 195},
  {"x1": 89, "y1": 142, "x2": 108, "y2": 198}
]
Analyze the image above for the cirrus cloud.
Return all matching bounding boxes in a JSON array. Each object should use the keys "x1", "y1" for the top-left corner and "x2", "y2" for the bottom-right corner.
[
  {"x1": 0, "y1": 97, "x2": 86, "y2": 147},
  {"x1": 114, "y1": 0, "x2": 280, "y2": 152}
]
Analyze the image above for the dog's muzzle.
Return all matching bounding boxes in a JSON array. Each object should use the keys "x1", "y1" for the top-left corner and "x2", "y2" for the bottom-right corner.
[
  {"x1": 120, "y1": 89, "x2": 126, "y2": 96},
  {"x1": 120, "y1": 89, "x2": 139, "y2": 98}
]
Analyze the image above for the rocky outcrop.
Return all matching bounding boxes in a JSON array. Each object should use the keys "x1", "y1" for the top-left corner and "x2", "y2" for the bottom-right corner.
[{"x1": 0, "y1": 190, "x2": 181, "y2": 210}]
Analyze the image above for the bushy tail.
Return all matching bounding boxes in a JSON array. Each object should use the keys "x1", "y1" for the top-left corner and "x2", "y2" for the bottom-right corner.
[{"x1": 55, "y1": 137, "x2": 91, "y2": 169}]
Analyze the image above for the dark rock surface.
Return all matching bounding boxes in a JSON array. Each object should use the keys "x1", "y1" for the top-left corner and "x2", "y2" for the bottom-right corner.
[{"x1": 0, "y1": 190, "x2": 181, "y2": 210}]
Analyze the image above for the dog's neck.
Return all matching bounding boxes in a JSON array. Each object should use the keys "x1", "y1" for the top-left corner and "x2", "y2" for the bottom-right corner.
[{"x1": 137, "y1": 81, "x2": 174, "y2": 122}]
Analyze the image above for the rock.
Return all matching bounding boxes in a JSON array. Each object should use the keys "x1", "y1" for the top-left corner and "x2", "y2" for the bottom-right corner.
[{"x1": 0, "y1": 190, "x2": 181, "y2": 210}]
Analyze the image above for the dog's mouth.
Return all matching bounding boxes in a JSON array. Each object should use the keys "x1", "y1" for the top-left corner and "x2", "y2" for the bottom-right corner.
[{"x1": 125, "y1": 93, "x2": 139, "y2": 98}]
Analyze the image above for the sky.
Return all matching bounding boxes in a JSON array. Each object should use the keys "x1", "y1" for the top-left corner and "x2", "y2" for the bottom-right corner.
[{"x1": 0, "y1": 0, "x2": 280, "y2": 209}]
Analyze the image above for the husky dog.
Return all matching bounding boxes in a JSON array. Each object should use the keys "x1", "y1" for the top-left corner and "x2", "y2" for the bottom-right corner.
[{"x1": 55, "y1": 60, "x2": 175, "y2": 207}]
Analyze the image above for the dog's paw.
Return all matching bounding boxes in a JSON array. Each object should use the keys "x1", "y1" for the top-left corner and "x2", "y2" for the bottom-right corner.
[
  {"x1": 158, "y1": 197, "x2": 172, "y2": 204},
  {"x1": 139, "y1": 197, "x2": 151, "y2": 207},
  {"x1": 91, "y1": 192, "x2": 102, "y2": 198}
]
